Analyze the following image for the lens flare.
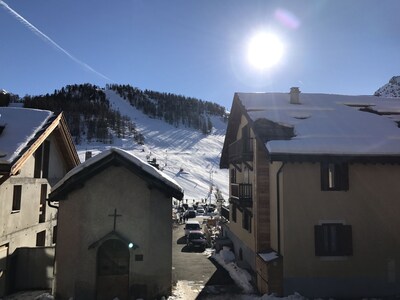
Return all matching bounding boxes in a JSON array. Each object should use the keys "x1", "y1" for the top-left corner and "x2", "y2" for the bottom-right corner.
[{"x1": 247, "y1": 32, "x2": 284, "y2": 70}]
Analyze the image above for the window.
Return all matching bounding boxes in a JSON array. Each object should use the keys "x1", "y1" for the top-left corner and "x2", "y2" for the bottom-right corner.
[
  {"x1": 36, "y1": 230, "x2": 46, "y2": 246},
  {"x1": 52, "y1": 225, "x2": 57, "y2": 244},
  {"x1": 135, "y1": 254, "x2": 143, "y2": 261},
  {"x1": 230, "y1": 168, "x2": 236, "y2": 183},
  {"x1": 314, "y1": 223, "x2": 352, "y2": 256},
  {"x1": 242, "y1": 210, "x2": 252, "y2": 232},
  {"x1": 34, "y1": 141, "x2": 50, "y2": 179},
  {"x1": 12, "y1": 185, "x2": 22, "y2": 211},
  {"x1": 321, "y1": 162, "x2": 349, "y2": 191},
  {"x1": 231, "y1": 204, "x2": 237, "y2": 222},
  {"x1": 39, "y1": 184, "x2": 47, "y2": 223}
]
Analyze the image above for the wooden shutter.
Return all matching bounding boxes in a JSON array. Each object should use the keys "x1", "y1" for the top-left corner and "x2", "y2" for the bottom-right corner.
[
  {"x1": 314, "y1": 225, "x2": 325, "y2": 256},
  {"x1": 339, "y1": 163, "x2": 349, "y2": 191},
  {"x1": 320, "y1": 163, "x2": 329, "y2": 191},
  {"x1": 339, "y1": 225, "x2": 353, "y2": 256}
]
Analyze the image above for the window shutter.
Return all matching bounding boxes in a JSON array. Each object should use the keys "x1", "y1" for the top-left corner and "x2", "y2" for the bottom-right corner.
[
  {"x1": 320, "y1": 163, "x2": 329, "y2": 191},
  {"x1": 340, "y1": 163, "x2": 349, "y2": 191},
  {"x1": 340, "y1": 225, "x2": 353, "y2": 256},
  {"x1": 314, "y1": 225, "x2": 324, "y2": 256}
]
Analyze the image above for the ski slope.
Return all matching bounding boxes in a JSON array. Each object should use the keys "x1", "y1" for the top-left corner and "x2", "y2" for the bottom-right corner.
[{"x1": 75, "y1": 89, "x2": 229, "y2": 203}]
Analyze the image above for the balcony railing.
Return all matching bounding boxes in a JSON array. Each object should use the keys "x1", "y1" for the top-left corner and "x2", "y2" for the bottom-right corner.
[
  {"x1": 221, "y1": 206, "x2": 230, "y2": 220},
  {"x1": 228, "y1": 138, "x2": 253, "y2": 163},
  {"x1": 230, "y1": 183, "x2": 252, "y2": 207}
]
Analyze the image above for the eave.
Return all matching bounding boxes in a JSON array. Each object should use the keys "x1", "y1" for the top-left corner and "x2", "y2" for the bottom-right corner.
[
  {"x1": 268, "y1": 152, "x2": 400, "y2": 164},
  {"x1": 48, "y1": 151, "x2": 184, "y2": 202},
  {"x1": 5, "y1": 112, "x2": 79, "y2": 176}
]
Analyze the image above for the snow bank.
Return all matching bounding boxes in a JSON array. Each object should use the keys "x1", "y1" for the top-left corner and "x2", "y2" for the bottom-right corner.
[{"x1": 212, "y1": 247, "x2": 254, "y2": 294}]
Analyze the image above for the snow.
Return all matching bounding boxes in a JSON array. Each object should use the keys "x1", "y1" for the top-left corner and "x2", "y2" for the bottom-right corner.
[
  {"x1": 75, "y1": 90, "x2": 229, "y2": 201},
  {"x1": 259, "y1": 251, "x2": 279, "y2": 262},
  {"x1": 375, "y1": 76, "x2": 400, "y2": 98},
  {"x1": 237, "y1": 92, "x2": 400, "y2": 156},
  {"x1": 51, "y1": 147, "x2": 183, "y2": 195},
  {"x1": 212, "y1": 247, "x2": 254, "y2": 294},
  {"x1": 0, "y1": 107, "x2": 53, "y2": 164}
]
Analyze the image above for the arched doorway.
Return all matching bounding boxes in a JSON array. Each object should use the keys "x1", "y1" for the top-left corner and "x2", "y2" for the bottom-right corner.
[{"x1": 96, "y1": 239, "x2": 129, "y2": 300}]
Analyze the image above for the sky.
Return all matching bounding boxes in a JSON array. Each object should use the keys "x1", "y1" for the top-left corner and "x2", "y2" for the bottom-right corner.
[{"x1": 1, "y1": 0, "x2": 400, "y2": 109}]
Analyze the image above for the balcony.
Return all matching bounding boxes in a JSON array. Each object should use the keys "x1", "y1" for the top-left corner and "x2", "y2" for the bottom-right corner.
[
  {"x1": 228, "y1": 138, "x2": 253, "y2": 163},
  {"x1": 221, "y1": 206, "x2": 230, "y2": 220},
  {"x1": 230, "y1": 183, "x2": 252, "y2": 207}
]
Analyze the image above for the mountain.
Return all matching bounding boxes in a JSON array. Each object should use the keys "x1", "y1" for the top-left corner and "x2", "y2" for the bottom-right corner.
[
  {"x1": 76, "y1": 89, "x2": 229, "y2": 202},
  {"x1": 19, "y1": 84, "x2": 229, "y2": 202},
  {"x1": 374, "y1": 76, "x2": 400, "y2": 97}
]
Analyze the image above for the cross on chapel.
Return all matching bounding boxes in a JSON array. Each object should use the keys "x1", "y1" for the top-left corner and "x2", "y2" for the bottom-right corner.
[{"x1": 108, "y1": 208, "x2": 122, "y2": 231}]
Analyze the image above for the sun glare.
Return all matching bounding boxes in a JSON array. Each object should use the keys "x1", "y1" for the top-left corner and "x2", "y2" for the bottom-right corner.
[{"x1": 247, "y1": 32, "x2": 284, "y2": 69}]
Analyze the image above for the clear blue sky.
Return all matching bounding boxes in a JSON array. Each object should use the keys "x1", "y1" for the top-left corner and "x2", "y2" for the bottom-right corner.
[{"x1": 1, "y1": 0, "x2": 399, "y2": 109}]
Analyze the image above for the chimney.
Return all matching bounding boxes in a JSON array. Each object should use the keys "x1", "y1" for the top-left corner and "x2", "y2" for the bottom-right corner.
[{"x1": 290, "y1": 87, "x2": 300, "y2": 104}]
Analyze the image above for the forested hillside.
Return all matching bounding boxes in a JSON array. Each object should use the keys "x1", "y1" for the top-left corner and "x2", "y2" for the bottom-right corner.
[
  {"x1": 107, "y1": 84, "x2": 226, "y2": 134},
  {"x1": 22, "y1": 83, "x2": 226, "y2": 145}
]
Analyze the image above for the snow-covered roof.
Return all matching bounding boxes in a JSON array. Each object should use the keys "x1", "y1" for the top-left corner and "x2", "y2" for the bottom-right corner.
[
  {"x1": 237, "y1": 92, "x2": 400, "y2": 157},
  {"x1": 52, "y1": 147, "x2": 184, "y2": 198},
  {"x1": 0, "y1": 107, "x2": 53, "y2": 164}
]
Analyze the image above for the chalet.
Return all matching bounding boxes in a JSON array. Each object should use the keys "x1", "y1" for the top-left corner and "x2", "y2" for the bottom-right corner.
[
  {"x1": 0, "y1": 107, "x2": 79, "y2": 297},
  {"x1": 48, "y1": 147, "x2": 184, "y2": 300},
  {"x1": 220, "y1": 88, "x2": 400, "y2": 298}
]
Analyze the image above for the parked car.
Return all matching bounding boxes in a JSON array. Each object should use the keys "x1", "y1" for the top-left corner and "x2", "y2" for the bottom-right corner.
[
  {"x1": 196, "y1": 208, "x2": 205, "y2": 215},
  {"x1": 184, "y1": 220, "x2": 201, "y2": 236},
  {"x1": 186, "y1": 230, "x2": 207, "y2": 250},
  {"x1": 185, "y1": 210, "x2": 196, "y2": 219}
]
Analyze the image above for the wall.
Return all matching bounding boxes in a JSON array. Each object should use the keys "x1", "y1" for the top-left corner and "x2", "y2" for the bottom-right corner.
[
  {"x1": 0, "y1": 134, "x2": 68, "y2": 296},
  {"x1": 12, "y1": 247, "x2": 54, "y2": 291},
  {"x1": 278, "y1": 162, "x2": 400, "y2": 297},
  {"x1": 226, "y1": 114, "x2": 256, "y2": 271},
  {"x1": 54, "y1": 164, "x2": 173, "y2": 300}
]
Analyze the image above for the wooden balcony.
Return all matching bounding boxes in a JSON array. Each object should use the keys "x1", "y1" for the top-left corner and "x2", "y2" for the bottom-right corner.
[
  {"x1": 230, "y1": 183, "x2": 252, "y2": 207},
  {"x1": 228, "y1": 138, "x2": 253, "y2": 163}
]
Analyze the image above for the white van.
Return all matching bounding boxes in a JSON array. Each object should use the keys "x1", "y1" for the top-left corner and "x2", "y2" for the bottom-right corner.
[{"x1": 184, "y1": 220, "x2": 201, "y2": 236}]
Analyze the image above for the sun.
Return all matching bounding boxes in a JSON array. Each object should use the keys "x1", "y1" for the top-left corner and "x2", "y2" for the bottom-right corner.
[{"x1": 247, "y1": 32, "x2": 284, "y2": 69}]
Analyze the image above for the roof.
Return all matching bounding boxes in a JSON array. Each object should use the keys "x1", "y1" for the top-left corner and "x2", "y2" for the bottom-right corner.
[
  {"x1": 0, "y1": 107, "x2": 80, "y2": 175},
  {"x1": 49, "y1": 147, "x2": 184, "y2": 200},
  {"x1": 222, "y1": 92, "x2": 400, "y2": 164}
]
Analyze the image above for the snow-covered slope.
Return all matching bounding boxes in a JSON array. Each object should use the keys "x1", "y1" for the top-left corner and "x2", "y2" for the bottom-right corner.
[
  {"x1": 75, "y1": 90, "x2": 229, "y2": 203},
  {"x1": 374, "y1": 76, "x2": 400, "y2": 98}
]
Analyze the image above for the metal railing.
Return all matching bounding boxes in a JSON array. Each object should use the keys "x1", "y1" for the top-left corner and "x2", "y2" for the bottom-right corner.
[{"x1": 230, "y1": 183, "x2": 252, "y2": 207}]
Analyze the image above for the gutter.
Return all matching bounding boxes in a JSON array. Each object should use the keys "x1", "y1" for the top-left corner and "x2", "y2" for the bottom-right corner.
[
  {"x1": 276, "y1": 162, "x2": 285, "y2": 255},
  {"x1": 47, "y1": 198, "x2": 59, "y2": 210}
]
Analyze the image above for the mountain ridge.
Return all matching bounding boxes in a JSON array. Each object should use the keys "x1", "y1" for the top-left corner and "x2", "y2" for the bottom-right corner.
[{"x1": 374, "y1": 76, "x2": 400, "y2": 98}]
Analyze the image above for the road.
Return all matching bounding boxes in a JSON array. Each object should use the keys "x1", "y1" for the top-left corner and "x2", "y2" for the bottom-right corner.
[{"x1": 171, "y1": 216, "x2": 244, "y2": 299}]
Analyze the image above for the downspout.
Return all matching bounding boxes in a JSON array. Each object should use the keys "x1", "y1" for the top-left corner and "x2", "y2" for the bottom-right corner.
[
  {"x1": 47, "y1": 197, "x2": 59, "y2": 210},
  {"x1": 276, "y1": 162, "x2": 285, "y2": 255}
]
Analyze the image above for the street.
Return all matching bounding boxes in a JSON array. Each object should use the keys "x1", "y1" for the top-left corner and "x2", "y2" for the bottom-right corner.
[{"x1": 171, "y1": 216, "x2": 244, "y2": 299}]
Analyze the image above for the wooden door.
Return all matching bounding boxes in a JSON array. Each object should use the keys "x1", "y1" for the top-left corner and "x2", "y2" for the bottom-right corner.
[{"x1": 96, "y1": 239, "x2": 129, "y2": 300}]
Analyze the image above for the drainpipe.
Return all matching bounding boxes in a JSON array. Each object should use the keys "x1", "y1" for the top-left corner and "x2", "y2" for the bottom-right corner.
[
  {"x1": 47, "y1": 198, "x2": 59, "y2": 210},
  {"x1": 276, "y1": 163, "x2": 285, "y2": 255}
]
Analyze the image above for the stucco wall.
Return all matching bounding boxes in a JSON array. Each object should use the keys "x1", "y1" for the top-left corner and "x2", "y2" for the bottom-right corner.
[
  {"x1": 55, "y1": 164, "x2": 172, "y2": 300},
  {"x1": 274, "y1": 162, "x2": 400, "y2": 297}
]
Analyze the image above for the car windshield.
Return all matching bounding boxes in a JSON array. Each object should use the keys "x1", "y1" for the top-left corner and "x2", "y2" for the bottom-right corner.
[
  {"x1": 186, "y1": 224, "x2": 200, "y2": 230},
  {"x1": 190, "y1": 233, "x2": 204, "y2": 239}
]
